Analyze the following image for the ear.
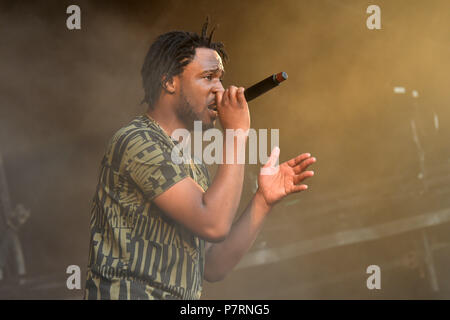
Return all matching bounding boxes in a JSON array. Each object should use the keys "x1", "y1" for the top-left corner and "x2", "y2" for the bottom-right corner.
[{"x1": 161, "y1": 75, "x2": 177, "y2": 94}]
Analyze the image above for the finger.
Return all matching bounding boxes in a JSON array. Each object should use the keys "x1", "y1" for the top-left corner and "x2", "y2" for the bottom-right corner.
[
  {"x1": 299, "y1": 157, "x2": 316, "y2": 171},
  {"x1": 291, "y1": 184, "x2": 308, "y2": 193},
  {"x1": 236, "y1": 87, "x2": 246, "y2": 104},
  {"x1": 228, "y1": 85, "x2": 237, "y2": 105},
  {"x1": 293, "y1": 157, "x2": 316, "y2": 174},
  {"x1": 222, "y1": 88, "x2": 229, "y2": 106},
  {"x1": 287, "y1": 153, "x2": 311, "y2": 167},
  {"x1": 260, "y1": 146, "x2": 280, "y2": 175},
  {"x1": 293, "y1": 170, "x2": 314, "y2": 184},
  {"x1": 264, "y1": 146, "x2": 280, "y2": 168}
]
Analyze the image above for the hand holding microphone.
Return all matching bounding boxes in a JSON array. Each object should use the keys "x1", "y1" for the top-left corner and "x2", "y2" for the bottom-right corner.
[
  {"x1": 216, "y1": 86, "x2": 250, "y2": 131},
  {"x1": 215, "y1": 71, "x2": 288, "y2": 131}
]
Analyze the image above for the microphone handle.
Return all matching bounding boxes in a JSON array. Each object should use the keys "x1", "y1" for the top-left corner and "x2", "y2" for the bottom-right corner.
[{"x1": 244, "y1": 72, "x2": 288, "y2": 102}]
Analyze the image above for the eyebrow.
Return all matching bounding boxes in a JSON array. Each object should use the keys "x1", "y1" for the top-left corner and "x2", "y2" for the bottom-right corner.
[{"x1": 201, "y1": 68, "x2": 225, "y2": 77}]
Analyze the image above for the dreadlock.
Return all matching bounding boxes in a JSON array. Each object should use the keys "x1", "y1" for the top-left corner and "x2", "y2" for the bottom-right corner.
[{"x1": 141, "y1": 17, "x2": 228, "y2": 108}]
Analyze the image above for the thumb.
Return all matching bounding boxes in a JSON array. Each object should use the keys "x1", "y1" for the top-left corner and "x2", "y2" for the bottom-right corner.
[
  {"x1": 236, "y1": 87, "x2": 246, "y2": 104},
  {"x1": 260, "y1": 146, "x2": 280, "y2": 175}
]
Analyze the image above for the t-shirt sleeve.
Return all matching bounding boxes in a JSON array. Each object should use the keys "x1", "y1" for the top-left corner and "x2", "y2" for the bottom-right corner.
[{"x1": 125, "y1": 139, "x2": 188, "y2": 200}]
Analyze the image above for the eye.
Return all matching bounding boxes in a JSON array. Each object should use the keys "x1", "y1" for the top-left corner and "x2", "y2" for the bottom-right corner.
[{"x1": 204, "y1": 74, "x2": 213, "y2": 81}]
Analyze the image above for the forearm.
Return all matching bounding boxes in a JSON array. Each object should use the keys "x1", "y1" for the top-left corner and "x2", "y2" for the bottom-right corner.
[
  {"x1": 204, "y1": 190, "x2": 272, "y2": 282},
  {"x1": 201, "y1": 136, "x2": 247, "y2": 236}
]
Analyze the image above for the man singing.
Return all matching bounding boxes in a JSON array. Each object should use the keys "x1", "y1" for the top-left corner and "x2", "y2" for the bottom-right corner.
[{"x1": 84, "y1": 20, "x2": 316, "y2": 300}]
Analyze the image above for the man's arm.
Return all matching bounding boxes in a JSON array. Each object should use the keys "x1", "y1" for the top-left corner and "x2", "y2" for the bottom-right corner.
[
  {"x1": 203, "y1": 147, "x2": 316, "y2": 282},
  {"x1": 152, "y1": 86, "x2": 249, "y2": 242},
  {"x1": 203, "y1": 190, "x2": 271, "y2": 282}
]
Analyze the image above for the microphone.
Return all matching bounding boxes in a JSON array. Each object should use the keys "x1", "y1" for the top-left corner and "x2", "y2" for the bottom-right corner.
[{"x1": 244, "y1": 72, "x2": 288, "y2": 102}]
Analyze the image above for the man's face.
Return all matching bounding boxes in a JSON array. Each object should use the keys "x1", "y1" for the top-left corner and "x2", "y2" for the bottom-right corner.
[{"x1": 175, "y1": 48, "x2": 225, "y2": 130}]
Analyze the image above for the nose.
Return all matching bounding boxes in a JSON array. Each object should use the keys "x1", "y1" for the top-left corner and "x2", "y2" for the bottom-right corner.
[{"x1": 212, "y1": 80, "x2": 224, "y2": 94}]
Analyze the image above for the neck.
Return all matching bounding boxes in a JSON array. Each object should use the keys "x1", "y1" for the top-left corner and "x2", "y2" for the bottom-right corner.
[{"x1": 145, "y1": 103, "x2": 186, "y2": 137}]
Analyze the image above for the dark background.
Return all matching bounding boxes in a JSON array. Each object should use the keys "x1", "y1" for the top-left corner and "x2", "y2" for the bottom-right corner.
[{"x1": 0, "y1": 0, "x2": 449, "y2": 299}]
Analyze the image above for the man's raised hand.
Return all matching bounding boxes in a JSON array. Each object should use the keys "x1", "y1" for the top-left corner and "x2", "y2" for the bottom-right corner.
[{"x1": 257, "y1": 147, "x2": 316, "y2": 207}]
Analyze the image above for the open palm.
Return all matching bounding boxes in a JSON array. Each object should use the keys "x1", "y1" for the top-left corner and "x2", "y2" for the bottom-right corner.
[{"x1": 257, "y1": 147, "x2": 316, "y2": 206}]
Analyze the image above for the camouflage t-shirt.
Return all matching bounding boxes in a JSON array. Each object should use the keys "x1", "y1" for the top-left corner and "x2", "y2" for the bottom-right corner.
[{"x1": 84, "y1": 115, "x2": 211, "y2": 300}]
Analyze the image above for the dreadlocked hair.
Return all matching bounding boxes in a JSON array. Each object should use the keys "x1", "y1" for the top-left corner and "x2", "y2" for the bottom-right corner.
[{"x1": 141, "y1": 17, "x2": 228, "y2": 108}]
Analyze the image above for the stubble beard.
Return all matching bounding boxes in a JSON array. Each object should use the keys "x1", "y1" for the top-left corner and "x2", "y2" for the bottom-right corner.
[{"x1": 175, "y1": 86, "x2": 214, "y2": 131}]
